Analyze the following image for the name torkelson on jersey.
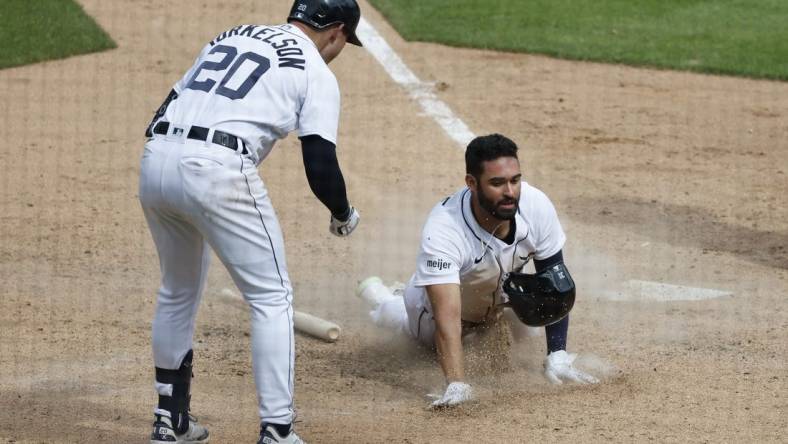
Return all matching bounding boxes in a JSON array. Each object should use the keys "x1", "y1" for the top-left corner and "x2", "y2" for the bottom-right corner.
[{"x1": 210, "y1": 25, "x2": 307, "y2": 70}]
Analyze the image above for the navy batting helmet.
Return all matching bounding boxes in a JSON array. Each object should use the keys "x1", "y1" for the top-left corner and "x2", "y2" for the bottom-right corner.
[
  {"x1": 503, "y1": 263, "x2": 576, "y2": 327},
  {"x1": 288, "y1": 0, "x2": 363, "y2": 46}
]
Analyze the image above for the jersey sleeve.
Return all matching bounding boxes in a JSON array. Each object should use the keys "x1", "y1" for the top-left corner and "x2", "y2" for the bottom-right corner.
[
  {"x1": 297, "y1": 66, "x2": 340, "y2": 144},
  {"x1": 411, "y1": 212, "x2": 465, "y2": 287},
  {"x1": 528, "y1": 186, "x2": 567, "y2": 260}
]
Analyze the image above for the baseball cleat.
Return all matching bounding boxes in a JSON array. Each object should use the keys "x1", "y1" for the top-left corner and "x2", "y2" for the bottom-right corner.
[
  {"x1": 257, "y1": 423, "x2": 305, "y2": 444},
  {"x1": 150, "y1": 409, "x2": 209, "y2": 444},
  {"x1": 357, "y1": 276, "x2": 395, "y2": 307}
]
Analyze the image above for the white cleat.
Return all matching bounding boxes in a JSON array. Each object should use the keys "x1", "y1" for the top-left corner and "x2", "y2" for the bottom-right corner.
[
  {"x1": 258, "y1": 424, "x2": 305, "y2": 444},
  {"x1": 356, "y1": 276, "x2": 393, "y2": 307},
  {"x1": 150, "y1": 409, "x2": 209, "y2": 444}
]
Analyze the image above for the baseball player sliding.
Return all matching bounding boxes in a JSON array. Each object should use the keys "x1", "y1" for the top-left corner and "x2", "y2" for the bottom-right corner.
[
  {"x1": 360, "y1": 134, "x2": 598, "y2": 408},
  {"x1": 138, "y1": 1, "x2": 363, "y2": 443}
]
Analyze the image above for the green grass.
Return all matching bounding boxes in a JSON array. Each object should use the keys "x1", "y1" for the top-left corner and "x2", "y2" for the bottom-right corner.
[
  {"x1": 0, "y1": 0, "x2": 115, "y2": 69},
  {"x1": 368, "y1": 0, "x2": 788, "y2": 80}
]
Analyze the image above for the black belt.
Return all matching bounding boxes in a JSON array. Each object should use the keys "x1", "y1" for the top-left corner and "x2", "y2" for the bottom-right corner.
[{"x1": 152, "y1": 121, "x2": 248, "y2": 155}]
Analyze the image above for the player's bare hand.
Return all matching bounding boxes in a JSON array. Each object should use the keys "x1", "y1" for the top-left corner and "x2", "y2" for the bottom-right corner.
[
  {"x1": 329, "y1": 206, "x2": 360, "y2": 237},
  {"x1": 428, "y1": 381, "x2": 473, "y2": 408},
  {"x1": 544, "y1": 350, "x2": 599, "y2": 385}
]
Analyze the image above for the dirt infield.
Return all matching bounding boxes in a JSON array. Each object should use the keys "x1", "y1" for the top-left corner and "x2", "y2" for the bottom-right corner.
[{"x1": 1, "y1": 1, "x2": 786, "y2": 442}]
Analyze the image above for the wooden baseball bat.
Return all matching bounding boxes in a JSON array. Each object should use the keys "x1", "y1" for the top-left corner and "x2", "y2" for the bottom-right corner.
[
  {"x1": 292, "y1": 310, "x2": 341, "y2": 342},
  {"x1": 218, "y1": 288, "x2": 341, "y2": 342}
]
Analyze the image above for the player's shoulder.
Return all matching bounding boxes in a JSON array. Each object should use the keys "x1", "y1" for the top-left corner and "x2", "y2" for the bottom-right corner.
[
  {"x1": 423, "y1": 188, "x2": 467, "y2": 231},
  {"x1": 274, "y1": 24, "x2": 325, "y2": 60},
  {"x1": 432, "y1": 187, "x2": 467, "y2": 214},
  {"x1": 521, "y1": 181, "x2": 544, "y2": 198},
  {"x1": 518, "y1": 181, "x2": 560, "y2": 219},
  {"x1": 307, "y1": 57, "x2": 338, "y2": 83}
]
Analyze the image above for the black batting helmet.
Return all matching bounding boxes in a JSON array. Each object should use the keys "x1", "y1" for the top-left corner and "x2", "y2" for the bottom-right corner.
[
  {"x1": 288, "y1": 0, "x2": 363, "y2": 46},
  {"x1": 503, "y1": 263, "x2": 576, "y2": 327}
]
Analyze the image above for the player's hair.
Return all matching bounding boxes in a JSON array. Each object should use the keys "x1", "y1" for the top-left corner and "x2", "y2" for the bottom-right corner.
[{"x1": 465, "y1": 134, "x2": 519, "y2": 178}]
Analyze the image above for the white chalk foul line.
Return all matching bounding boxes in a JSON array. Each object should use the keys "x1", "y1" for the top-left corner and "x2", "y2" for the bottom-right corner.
[
  {"x1": 357, "y1": 18, "x2": 476, "y2": 148},
  {"x1": 600, "y1": 280, "x2": 732, "y2": 302},
  {"x1": 357, "y1": 17, "x2": 730, "y2": 302}
]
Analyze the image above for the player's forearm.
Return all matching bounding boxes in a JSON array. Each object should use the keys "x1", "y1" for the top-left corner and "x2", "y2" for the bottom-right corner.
[
  {"x1": 434, "y1": 319, "x2": 464, "y2": 382},
  {"x1": 534, "y1": 250, "x2": 570, "y2": 353},
  {"x1": 545, "y1": 315, "x2": 569, "y2": 353},
  {"x1": 300, "y1": 135, "x2": 350, "y2": 217},
  {"x1": 426, "y1": 284, "x2": 465, "y2": 381}
]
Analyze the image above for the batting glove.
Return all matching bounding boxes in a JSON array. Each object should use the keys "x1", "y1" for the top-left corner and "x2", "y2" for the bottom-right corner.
[
  {"x1": 429, "y1": 382, "x2": 473, "y2": 408},
  {"x1": 329, "y1": 206, "x2": 360, "y2": 237},
  {"x1": 544, "y1": 350, "x2": 599, "y2": 385}
]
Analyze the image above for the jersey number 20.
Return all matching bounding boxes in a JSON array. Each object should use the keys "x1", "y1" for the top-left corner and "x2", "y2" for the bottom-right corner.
[{"x1": 186, "y1": 44, "x2": 270, "y2": 100}]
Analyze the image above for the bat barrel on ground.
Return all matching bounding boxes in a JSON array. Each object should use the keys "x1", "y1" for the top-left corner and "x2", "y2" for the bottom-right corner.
[
  {"x1": 218, "y1": 288, "x2": 341, "y2": 342},
  {"x1": 292, "y1": 310, "x2": 341, "y2": 342}
]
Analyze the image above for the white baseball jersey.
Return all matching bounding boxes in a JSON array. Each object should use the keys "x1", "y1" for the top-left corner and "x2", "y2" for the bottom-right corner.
[
  {"x1": 162, "y1": 23, "x2": 340, "y2": 165},
  {"x1": 140, "y1": 22, "x2": 345, "y2": 426},
  {"x1": 402, "y1": 182, "x2": 566, "y2": 342}
]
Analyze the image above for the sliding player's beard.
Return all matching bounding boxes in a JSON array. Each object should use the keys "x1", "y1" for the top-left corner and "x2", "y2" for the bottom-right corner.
[{"x1": 476, "y1": 184, "x2": 518, "y2": 221}]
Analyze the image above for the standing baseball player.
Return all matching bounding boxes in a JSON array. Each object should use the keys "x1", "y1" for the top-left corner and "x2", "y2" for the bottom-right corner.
[
  {"x1": 360, "y1": 134, "x2": 598, "y2": 408},
  {"x1": 138, "y1": 1, "x2": 362, "y2": 443}
]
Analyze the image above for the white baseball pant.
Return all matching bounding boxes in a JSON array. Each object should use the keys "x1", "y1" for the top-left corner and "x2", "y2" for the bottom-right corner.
[
  {"x1": 139, "y1": 135, "x2": 294, "y2": 425},
  {"x1": 403, "y1": 285, "x2": 437, "y2": 347},
  {"x1": 393, "y1": 285, "x2": 540, "y2": 345}
]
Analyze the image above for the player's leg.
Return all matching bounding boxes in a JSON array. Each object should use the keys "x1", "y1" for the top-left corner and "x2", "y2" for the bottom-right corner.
[
  {"x1": 404, "y1": 284, "x2": 436, "y2": 347},
  {"x1": 142, "y1": 207, "x2": 211, "y2": 441},
  {"x1": 140, "y1": 140, "x2": 211, "y2": 443},
  {"x1": 371, "y1": 296, "x2": 409, "y2": 333},
  {"x1": 186, "y1": 154, "x2": 296, "y2": 427},
  {"x1": 358, "y1": 277, "x2": 409, "y2": 332},
  {"x1": 143, "y1": 207, "x2": 211, "y2": 369},
  {"x1": 141, "y1": 140, "x2": 213, "y2": 370}
]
